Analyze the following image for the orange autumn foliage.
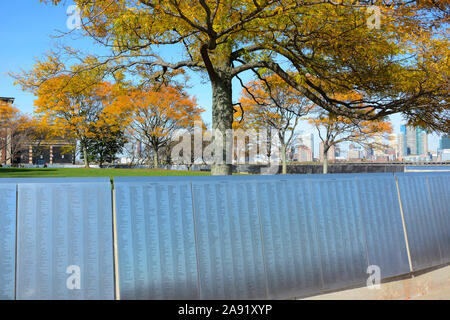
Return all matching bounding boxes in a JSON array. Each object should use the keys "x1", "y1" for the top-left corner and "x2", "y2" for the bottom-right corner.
[{"x1": 128, "y1": 85, "x2": 204, "y2": 166}]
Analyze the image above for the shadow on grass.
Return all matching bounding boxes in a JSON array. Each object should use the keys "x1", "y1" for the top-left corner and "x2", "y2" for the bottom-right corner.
[
  {"x1": 0, "y1": 168, "x2": 58, "y2": 173},
  {"x1": 0, "y1": 168, "x2": 61, "y2": 178}
]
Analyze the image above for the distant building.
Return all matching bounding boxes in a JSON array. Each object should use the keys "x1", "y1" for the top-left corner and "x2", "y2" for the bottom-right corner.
[
  {"x1": 0, "y1": 97, "x2": 15, "y2": 164},
  {"x1": 364, "y1": 147, "x2": 374, "y2": 160},
  {"x1": 400, "y1": 125, "x2": 428, "y2": 156},
  {"x1": 24, "y1": 139, "x2": 75, "y2": 165},
  {"x1": 296, "y1": 134, "x2": 314, "y2": 162},
  {"x1": 0, "y1": 97, "x2": 14, "y2": 104},
  {"x1": 348, "y1": 144, "x2": 363, "y2": 161},
  {"x1": 373, "y1": 133, "x2": 386, "y2": 157},
  {"x1": 334, "y1": 146, "x2": 341, "y2": 158},
  {"x1": 388, "y1": 133, "x2": 400, "y2": 160},
  {"x1": 441, "y1": 149, "x2": 450, "y2": 161},
  {"x1": 297, "y1": 145, "x2": 313, "y2": 162},
  {"x1": 440, "y1": 135, "x2": 450, "y2": 150},
  {"x1": 1, "y1": 97, "x2": 74, "y2": 165}
]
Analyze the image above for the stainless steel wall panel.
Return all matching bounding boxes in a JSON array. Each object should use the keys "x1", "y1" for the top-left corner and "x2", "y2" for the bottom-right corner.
[
  {"x1": 310, "y1": 177, "x2": 368, "y2": 291},
  {"x1": 356, "y1": 175, "x2": 410, "y2": 278},
  {"x1": 426, "y1": 174, "x2": 450, "y2": 264},
  {"x1": 256, "y1": 178, "x2": 323, "y2": 299},
  {"x1": 405, "y1": 166, "x2": 450, "y2": 172},
  {"x1": 0, "y1": 184, "x2": 16, "y2": 300},
  {"x1": 192, "y1": 179, "x2": 267, "y2": 300},
  {"x1": 16, "y1": 182, "x2": 114, "y2": 300},
  {"x1": 114, "y1": 181, "x2": 199, "y2": 300},
  {"x1": 396, "y1": 174, "x2": 443, "y2": 270}
]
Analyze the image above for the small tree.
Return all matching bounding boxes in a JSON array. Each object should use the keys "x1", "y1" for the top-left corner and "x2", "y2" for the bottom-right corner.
[
  {"x1": 16, "y1": 60, "x2": 131, "y2": 168},
  {"x1": 128, "y1": 85, "x2": 204, "y2": 168},
  {"x1": 0, "y1": 101, "x2": 37, "y2": 165},
  {"x1": 236, "y1": 75, "x2": 311, "y2": 174},
  {"x1": 310, "y1": 111, "x2": 392, "y2": 174},
  {"x1": 85, "y1": 124, "x2": 127, "y2": 168}
]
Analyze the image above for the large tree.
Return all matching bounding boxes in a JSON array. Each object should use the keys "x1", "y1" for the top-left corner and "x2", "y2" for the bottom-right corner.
[
  {"x1": 16, "y1": 59, "x2": 132, "y2": 168},
  {"x1": 27, "y1": 1, "x2": 449, "y2": 174}
]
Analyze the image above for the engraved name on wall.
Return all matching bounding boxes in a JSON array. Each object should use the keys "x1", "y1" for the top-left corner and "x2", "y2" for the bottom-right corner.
[
  {"x1": 0, "y1": 184, "x2": 16, "y2": 300},
  {"x1": 16, "y1": 182, "x2": 114, "y2": 300},
  {"x1": 115, "y1": 181, "x2": 199, "y2": 300}
]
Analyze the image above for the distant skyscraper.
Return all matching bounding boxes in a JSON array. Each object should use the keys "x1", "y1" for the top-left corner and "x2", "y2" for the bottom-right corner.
[
  {"x1": 397, "y1": 134, "x2": 405, "y2": 159},
  {"x1": 417, "y1": 127, "x2": 428, "y2": 155},
  {"x1": 348, "y1": 144, "x2": 362, "y2": 160},
  {"x1": 297, "y1": 145, "x2": 313, "y2": 162},
  {"x1": 440, "y1": 135, "x2": 450, "y2": 150},
  {"x1": 334, "y1": 146, "x2": 341, "y2": 158},
  {"x1": 400, "y1": 125, "x2": 428, "y2": 156},
  {"x1": 388, "y1": 134, "x2": 400, "y2": 160},
  {"x1": 373, "y1": 133, "x2": 385, "y2": 156},
  {"x1": 364, "y1": 146, "x2": 374, "y2": 160},
  {"x1": 297, "y1": 133, "x2": 314, "y2": 162}
]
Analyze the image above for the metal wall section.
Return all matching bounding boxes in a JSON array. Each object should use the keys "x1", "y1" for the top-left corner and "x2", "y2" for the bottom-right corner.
[
  {"x1": 257, "y1": 178, "x2": 322, "y2": 299},
  {"x1": 112, "y1": 174, "x2": 418, "y2": 300},
  {"x1": 0, "y1": 184, "x2": 16, "y2": 300},
  {"x1": 310, "y1": 176, "x2": 368, "y2": 291},
  {"x1": 426, "y1": 173, "x2": 450, "y2": 264},
  {"x1": 356, "y1": 174, "x2": 411, "y2": 278},
  {"x1": 16, "y1": 179, "x2": 114, "y2": 300},
  {"x1": 396, "y1": 174, "x2": 444, "y2": 270},
  {"x1": 192, "y1": 179, "x2": 267, "y2": 300},
  {"x1": 114, "y1": 180, "x2": 199, "y2": 300}
]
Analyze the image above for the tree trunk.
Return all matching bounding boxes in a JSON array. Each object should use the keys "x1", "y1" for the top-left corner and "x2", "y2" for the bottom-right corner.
[
  {"x1": 323, "y1": 147, "x2": 329, "y2": 174},
  {"x1": 83, "y1": 145, "x2": 90, "y2": 168},
  {"x1": 211, "y1": 74, "x2": 234, "y2": 176},
  {"x1": 281, "y1": 143, "x2": 287, "y2": 175},
  {"x1": 153, "y1": 151, "x2": 158, "y2": 169}
]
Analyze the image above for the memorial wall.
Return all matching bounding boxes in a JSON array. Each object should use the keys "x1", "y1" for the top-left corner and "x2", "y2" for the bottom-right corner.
[
  {"x1": 192, "y1": 178, "x2": 267, "y2": 299},
  {"x1": 14, "y1": 178, "x2": 114, "y2": 300},
  {"x1": 114, "y1": 179, "x2": 199, "y2": 300},
  {"x1": 356, "y1": 175, "x2": 411, "y2": 279},
  {"x1": 0, "y1": 173, "x2": 448, "y2": 300},
  {"x1": 426, "y1": 173, "x2": 450, "y2": 264},
  {"x1": 397, "y1": 173, "x2": 450, "y2": 270},
  {"x1": 0, "y1": 184, "x2": 16, "y2": 300}
]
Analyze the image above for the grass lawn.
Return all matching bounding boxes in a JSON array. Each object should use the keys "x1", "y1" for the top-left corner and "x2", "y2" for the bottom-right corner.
[{"x1": 0, "y1": 167, "x2": 210, "y2": 178}]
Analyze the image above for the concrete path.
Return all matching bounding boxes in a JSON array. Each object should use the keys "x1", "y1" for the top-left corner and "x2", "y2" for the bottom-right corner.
[{"x1": 303, "y1": 265, "x2": 450, "y2": 300}]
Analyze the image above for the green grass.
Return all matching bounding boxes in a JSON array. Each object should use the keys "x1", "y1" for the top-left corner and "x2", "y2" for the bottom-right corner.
[{"x1": 0, "y1": 167, "x2": 210, "y2": 178}]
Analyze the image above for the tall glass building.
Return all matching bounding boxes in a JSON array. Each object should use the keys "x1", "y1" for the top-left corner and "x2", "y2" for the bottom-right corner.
[
  {"x1": 440, "y1": 135, "x2": 450, "y2": 150},
  {"x1": 400, "y1": 125, "x2": 428, "y2": 156}
]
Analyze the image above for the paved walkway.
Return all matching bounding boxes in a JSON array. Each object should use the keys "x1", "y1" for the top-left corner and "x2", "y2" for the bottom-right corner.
[{"x1": 303, "y1": 265, "x2": 450, "y2": 300}]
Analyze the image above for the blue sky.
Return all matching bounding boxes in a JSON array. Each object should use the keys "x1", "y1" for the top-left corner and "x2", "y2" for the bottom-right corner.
[{"x1": 0, "y1": 0, "x2": 441, "y2": 156}]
